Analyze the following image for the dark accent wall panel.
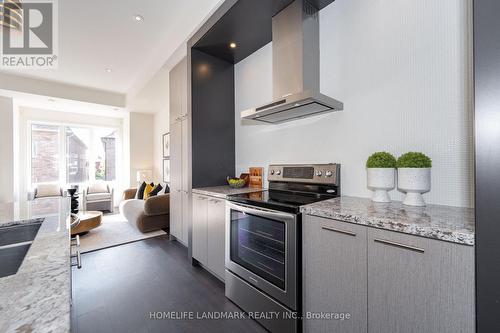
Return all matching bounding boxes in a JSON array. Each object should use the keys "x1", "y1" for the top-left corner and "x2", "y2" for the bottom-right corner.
[
  {"x1": 474, "y1": 0, "x2": 500, "y2": 331},
  {"x1": 191, "y1": 49, "x2": 235, "y2": 188},
  {"x1": 192, "y1": 0, "x2": 293, "y2": 64}
]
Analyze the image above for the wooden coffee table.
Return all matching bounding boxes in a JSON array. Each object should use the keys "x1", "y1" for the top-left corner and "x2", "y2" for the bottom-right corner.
[{"x1": 71, "y1": 211, "x2": 103, "y2": 236}]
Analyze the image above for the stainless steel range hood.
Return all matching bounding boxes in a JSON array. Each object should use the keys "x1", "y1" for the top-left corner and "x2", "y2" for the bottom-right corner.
[{"x1": 241, "y1": 0, "x2": 343, "y2": 124}]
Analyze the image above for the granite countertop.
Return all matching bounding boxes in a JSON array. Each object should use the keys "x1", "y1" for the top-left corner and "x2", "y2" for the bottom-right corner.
[
  {"x1": 192, "y1": 185, "x2": 265, "y2": 199},
  {"x1": 301, "y1": 196, "x2": 475, "y2": 246},
  {"x1": 0, "y1": 197, "x2": 71, "y2": 333}
]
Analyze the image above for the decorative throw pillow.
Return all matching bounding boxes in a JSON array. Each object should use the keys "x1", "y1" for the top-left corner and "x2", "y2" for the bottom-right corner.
[
  {"x1": 136, "y1": 181, "x2": 147, "y2": 199},
  {"x1": 143, "y1": 183, "x2": 154, "y2": 199},
  {"x1": 149, "y1": 184, "x2": 163, "y2": 197},
  {"x1": 164, "y1": 183, "x2": 170, "y2": 194},
  {"x1": 36, "y1": 184, "x2": 61, "y2": 198}
]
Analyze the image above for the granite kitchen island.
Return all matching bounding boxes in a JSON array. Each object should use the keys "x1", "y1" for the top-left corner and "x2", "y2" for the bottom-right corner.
[{"x1": 0, "y1": 198, "x2": 71, "y2": 333}]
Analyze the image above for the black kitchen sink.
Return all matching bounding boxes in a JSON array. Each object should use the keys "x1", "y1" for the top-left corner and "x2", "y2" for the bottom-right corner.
[{"x1": 0, "y1": 222, "x2": 42, "y2": 278}]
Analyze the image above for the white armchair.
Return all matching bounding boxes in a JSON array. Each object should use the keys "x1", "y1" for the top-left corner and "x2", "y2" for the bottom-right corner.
[
  {"x1": 28, "y1": 184, "x2": 66, "y2": 201},
  {"x1": 82, "y1": 183, "x2": 114, "y2": 212}
]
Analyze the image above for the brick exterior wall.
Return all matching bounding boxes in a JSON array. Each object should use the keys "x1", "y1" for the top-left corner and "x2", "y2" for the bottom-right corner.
[
  {"x1": 31, "y1": 125, "x2": 60, "y2": 183},
  {"x1": 31, "y1": 125, "x2": 116, "y2": 185}
]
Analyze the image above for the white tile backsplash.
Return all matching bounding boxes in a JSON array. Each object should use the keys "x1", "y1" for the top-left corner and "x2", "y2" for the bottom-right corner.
[{"x1": 234, "y1": 0, "x2": 473, "y2": 208}]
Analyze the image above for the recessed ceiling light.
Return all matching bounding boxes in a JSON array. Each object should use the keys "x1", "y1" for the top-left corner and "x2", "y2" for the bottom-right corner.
[
  {"x1": 229, "y1": 42, "x2": 237, "y2": 49},
  {"x1": 134, "y1": 14, "x2": 144, "y2": 22},
  {"x1": 105, "y1": 68, "x2": 112, "y2": 73}
]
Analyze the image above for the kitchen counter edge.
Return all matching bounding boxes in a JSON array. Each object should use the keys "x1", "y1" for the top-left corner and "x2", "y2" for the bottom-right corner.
[{"x1": 300, "y1": 196, "x2": 475, "y2": 246}]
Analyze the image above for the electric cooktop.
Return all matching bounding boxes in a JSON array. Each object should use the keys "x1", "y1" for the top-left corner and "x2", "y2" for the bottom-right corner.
[{"x1": 227, "y1": 189, "x2": 337, "y2": 214}]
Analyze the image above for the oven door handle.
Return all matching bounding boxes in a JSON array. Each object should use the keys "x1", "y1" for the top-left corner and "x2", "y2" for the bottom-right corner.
[{"x1": 226, "y1": 201, "x2": 296, "y2": 221}]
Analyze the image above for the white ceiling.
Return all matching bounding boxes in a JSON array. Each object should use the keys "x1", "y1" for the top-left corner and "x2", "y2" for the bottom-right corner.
[{"x1": 0, "y1": 0, "x2": 221, "y2": 95}]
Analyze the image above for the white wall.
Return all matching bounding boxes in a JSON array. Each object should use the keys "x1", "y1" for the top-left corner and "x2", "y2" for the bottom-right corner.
[
  {"x1": 128, "y1": 44, "x2": 188, "y2": 185},
  {"x1": 129, "y1": 64, "x2": 171, "y2": 184},
  {"x1": 235, "y1": 0, "x2": 473, "y2": 207},
  {"x1": 130, "y1": 112, "x2": 155, "y2": 186},
  {"x1": 153, "y1": 102, "x2": 170, "y2": 184},
  {"x1": 0, "y1": 96, "x2": 14, "y2": 203},
  {"x1": 12, "y1": 101, "x2": 20, "y2": 201},
  {"x1": 127, "y1": 66, "x2": 170, "y2": 185}
]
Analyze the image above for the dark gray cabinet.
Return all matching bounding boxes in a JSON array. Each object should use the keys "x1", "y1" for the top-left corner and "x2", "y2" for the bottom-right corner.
[
  {"x1": 303, "y1": 215, "x2": 368, "y2": 333},
  {"x1": 303, "y1": 214, "x2": 475, "y2": 333},
  {"x1": 474, "y1": 1, "x2": 500, "y2": 330}
]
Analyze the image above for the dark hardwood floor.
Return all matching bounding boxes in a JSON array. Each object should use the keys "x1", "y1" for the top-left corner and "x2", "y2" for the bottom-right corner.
[{"x1": 71, "y1": 235, "x2": 266, "y2": 333}]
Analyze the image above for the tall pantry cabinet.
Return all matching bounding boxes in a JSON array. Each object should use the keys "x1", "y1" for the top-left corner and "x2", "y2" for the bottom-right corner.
[{"x1": 169, "y1": 57, "x2": 190, "y2": 246}]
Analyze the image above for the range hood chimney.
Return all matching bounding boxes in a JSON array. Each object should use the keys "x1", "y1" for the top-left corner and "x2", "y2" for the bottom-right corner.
[{"x1": 241, "y1": 0, "x2": 343, "y2": 124}]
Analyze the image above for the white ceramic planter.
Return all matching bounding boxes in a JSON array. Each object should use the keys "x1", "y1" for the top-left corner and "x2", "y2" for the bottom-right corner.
[
  {"x1": 397, "y1": 168, "x2": 431, "y2": 206},
  {"x1": 367, "y1": 168, "x2": 395, "y2": 203}
]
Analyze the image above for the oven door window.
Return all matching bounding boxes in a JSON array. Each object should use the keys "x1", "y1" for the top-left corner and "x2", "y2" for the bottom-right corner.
[{"x1": 230, "y1": 209, "x2": 285, "y2": 290}]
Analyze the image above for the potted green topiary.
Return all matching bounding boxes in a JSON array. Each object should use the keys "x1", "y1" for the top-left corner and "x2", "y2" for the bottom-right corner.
[
  {"x1": 396, "y1": 152, "x2": 432, "y2": 206},
  {"x1": 366, "y1": 152, "x2": 397, "y2": 203}
]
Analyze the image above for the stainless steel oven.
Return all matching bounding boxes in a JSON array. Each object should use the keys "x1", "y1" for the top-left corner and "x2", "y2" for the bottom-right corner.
[
  {"x1": 225, "y1": 202, "x2": 298, "y2": 310},
  {"x1": 224, "y1": 164, "x2": 340, "y2": 333}
]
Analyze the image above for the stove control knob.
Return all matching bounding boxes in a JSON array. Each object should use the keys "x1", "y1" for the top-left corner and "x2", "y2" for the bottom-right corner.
[
  {"x1": 276, "y1": 170, "x2": 282, "y2": 176},
  {"x1": 325, "y1": 170, "x2": 333, "y2": 177},
  {"x1": 270, "y1": 170, "x2": 275, "y2": 175},
  {"x1": 316, "y1": 171, "x2": 322, "y2": 177}
]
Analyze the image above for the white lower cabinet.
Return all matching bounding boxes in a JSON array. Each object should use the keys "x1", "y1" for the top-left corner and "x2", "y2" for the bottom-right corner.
[
  {"x1": 181, "y1": 190, "x2": 190, "y2": 244},
  {"x1": 192, "y1": 194, "x2": 208, "y2": 265},
  {"x1": 169, "y1": 118, "x2": 189, "y2": 246},
  {"x1": 303, "y1": 216, "x2": 367, "y2": 333},
  {"x1": 303, "y1": 214, "x2": 475, "y2": 333},
  {"x1": 192, "y1": 193, "x2": 226, "y2": 280},
  {"x1": 206, "y1": 197, "x2": 226, "y2": 279},
  {"x1": 169, "y1": 190, "x2": 182, "y2": 241},
  {"x1": 169, "y1": 189, "x2": 188, "y2": 246},
  {"x1": 367, "y1": 227, "x2": 475, "y2": 333}
]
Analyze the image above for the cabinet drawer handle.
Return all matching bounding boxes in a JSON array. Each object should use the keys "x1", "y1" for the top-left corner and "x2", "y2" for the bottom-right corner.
[
  {"x1": 374, "y1": 238, "x2": 425, "y2": 253},
  {"x1": 322, "y1": 226, "x2": 356, "y2": 237}
]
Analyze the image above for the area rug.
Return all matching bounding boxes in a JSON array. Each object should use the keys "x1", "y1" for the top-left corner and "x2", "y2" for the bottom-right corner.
[{"x1": 78, "y1": 213, "x2": 167, "y2": 253}]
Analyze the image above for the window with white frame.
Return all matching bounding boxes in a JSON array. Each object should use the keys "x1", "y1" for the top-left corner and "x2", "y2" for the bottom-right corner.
[{"x1": 30, "y1": 122, "x2": 118, "y2": 188}]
